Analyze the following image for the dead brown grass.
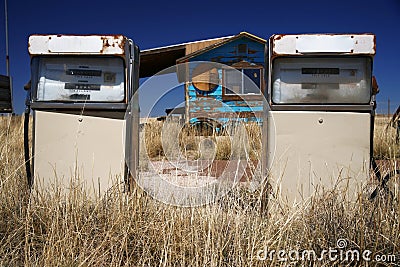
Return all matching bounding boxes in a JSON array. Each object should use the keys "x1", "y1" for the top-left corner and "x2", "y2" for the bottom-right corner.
[
  {"x1": 374, "y1": 115, "x2": 400, "y2": 159},
  {"x1": 0, "y1": 116, "x2": 399, "y2": 266},
  {"x1": 142, "y1": 120, "x2": 262, "y2": 161}
]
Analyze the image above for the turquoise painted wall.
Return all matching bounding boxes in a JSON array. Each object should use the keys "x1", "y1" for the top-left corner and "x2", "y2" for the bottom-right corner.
[{"x1": 187, "y1": 36, "x2": 265, "y2": 126}]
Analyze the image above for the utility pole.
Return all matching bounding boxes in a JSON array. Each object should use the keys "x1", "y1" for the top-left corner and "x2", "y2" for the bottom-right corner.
[
  {"x1": 4, "y1": 0, "x2": 9, "y2": 76},
  {"x1": 388, "y1": 98, "x2": 391, "y2": 119},
  {"x1": 4, "y1": 0, "x2": 13, "y2": 114}
]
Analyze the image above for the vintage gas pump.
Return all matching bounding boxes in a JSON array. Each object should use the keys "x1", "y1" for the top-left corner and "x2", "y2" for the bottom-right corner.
[
  {"x1": 267, "y1": 34, "x2": 376, "y2": 203},
  {"x1": 25, "y1": 34, "x2": 139, "y2": 196}
]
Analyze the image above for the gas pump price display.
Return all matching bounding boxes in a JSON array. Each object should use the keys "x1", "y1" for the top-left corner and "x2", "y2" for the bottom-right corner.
[
  {"x1": 272, "y1": 57, "x2": 372, "y2": 104},
  {"x1": 33, "y1": 57, "x2": 125, "y2": 102}
]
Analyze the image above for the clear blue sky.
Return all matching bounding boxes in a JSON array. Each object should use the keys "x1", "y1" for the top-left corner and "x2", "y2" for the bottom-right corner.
[{"x1": 0, "y1": 0, "x2": 399, "y2": 114}]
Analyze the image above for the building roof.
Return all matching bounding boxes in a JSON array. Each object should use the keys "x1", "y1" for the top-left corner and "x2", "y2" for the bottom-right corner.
[
  {"x1": 139, "y1": 35, "x2": 232, "y2": 77},
  {"x1": 139, "y1": 32, "x2": 265, "y2": 78}
]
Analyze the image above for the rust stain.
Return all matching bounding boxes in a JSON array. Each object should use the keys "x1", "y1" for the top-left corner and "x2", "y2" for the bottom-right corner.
[
  {"x1": 119, "y1": 36, "x2": 126, "y2": 50},
  {"x1": 99, "y1": 35, "x2": 126, "y2": 54},
  {"x1": 274, "y1": 34, "x2": 285, "y2": 41},
  {"x1": 100, "y1": 36, "x2": 109, "y2": 54}
]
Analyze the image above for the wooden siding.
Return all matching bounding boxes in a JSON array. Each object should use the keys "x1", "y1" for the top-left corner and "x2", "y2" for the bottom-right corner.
[
  {"x1": 185, "y1": 36, "x2": 265, "y2": 125},
  {"x1": 185, "y1": 38, "x2": 230, "y2": 55},
  {"x1": 190, "y1": 37, "x2": 264, "y2": 65}
]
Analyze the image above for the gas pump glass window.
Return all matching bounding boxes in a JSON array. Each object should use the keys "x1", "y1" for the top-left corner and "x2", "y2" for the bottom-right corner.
[
  {"x1": 272, "y1": 57, "x2": 372, "y2": 104},
  {"x1": 33, "y1": 57, "x2": 125, "y2": 102}
]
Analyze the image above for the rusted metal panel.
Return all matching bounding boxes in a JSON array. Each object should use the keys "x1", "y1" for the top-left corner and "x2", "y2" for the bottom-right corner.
[
  {"x1": 28, "y1": 34, "x2": 127, "y2": 55},
  {"x1": 271, "y1": 33, "x2": 376, "y2": 56}
]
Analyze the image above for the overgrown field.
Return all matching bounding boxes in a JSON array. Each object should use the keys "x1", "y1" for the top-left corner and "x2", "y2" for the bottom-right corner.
[
  {"x1": 0, "y1": 115, "x2": 399, "y2": 266},
  {"x1": 141, "y1": 120, "x2": 261, "y2": 161}
]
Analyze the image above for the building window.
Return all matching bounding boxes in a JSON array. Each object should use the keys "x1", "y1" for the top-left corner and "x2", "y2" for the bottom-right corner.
[{"x1": 224, "y1": 68, "x2": 262, "y2": 96}]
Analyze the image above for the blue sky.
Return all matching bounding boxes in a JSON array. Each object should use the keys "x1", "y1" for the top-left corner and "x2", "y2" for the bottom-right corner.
[{"x1": 0, "y1": 0, "x2": 399, "y2": 114}]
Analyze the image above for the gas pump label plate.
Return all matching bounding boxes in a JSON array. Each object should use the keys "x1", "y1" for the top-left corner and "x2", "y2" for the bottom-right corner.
[
  {"x1": 65, "y1": 83, "x2": 101, "y2": 90},
  {"x1": 66, "y1": 69, "x2": 102, "y2": 76}
]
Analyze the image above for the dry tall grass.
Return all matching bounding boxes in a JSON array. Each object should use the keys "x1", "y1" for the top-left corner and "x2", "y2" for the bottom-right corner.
[
  {"x1": 142, "y1": 121, "x2": 261, "y2": 161},
  {"x1": 0, "y1": 116, "x2": 399, "y2": 266},
  {"x1": 374, "y1": 115, "x2": 400, "y2": 160}
]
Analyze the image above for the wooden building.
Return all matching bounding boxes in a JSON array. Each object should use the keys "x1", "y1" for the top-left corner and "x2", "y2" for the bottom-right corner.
[{"x1": 140, "y1": 32, "x2": 266, "y2": 127}]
